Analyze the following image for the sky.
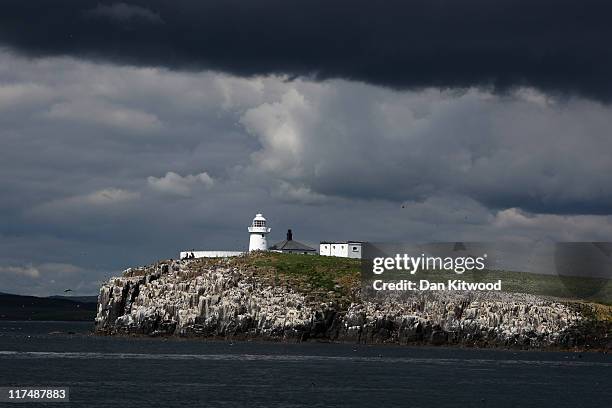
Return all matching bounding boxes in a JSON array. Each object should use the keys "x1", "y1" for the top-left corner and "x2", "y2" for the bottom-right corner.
[{"x1": 1, "y1": 1, "x2": 612, "y2": 295}]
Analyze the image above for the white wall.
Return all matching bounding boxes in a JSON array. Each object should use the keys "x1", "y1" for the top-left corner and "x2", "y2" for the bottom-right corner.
[
  {"x1": 331, "y1": 243, "x2": 348, "y2": 257},
  {"x1": 347, "y1": 243, "x2": 362, "y2": 259},
  {"x1": 319, "y1": 242, "x2": 362, "y2": 258},
  {"x1": 180, "y1": 251, "x2": 244, "y2": 259},
  {"x1": 248, "y1": 231, "x2": 268, "y2": 251},
  {"x1": 248, "y1": 225, "x2": 270, "y2": 251}
]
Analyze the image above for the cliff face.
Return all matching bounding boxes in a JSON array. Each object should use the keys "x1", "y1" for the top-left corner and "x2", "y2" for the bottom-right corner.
[{"x1": 95, "y1": 256, "x2": 608, "y2": 349}]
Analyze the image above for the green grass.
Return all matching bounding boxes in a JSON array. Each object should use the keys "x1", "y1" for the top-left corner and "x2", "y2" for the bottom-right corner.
[
  {"x1": 231, "y1": 252, "x2": 612, "y2": 305},
  {"x1": 237, "y1": 252, "x2": 361, "y2": 303},
  {"x1": 167, "y1": 252, "x2": 612, "y2": 318}
]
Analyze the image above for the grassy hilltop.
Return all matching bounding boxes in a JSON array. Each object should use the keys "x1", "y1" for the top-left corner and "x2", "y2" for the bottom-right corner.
[
  {"x1": 187, "y1": 252, "x2": 612, "y2": 308},
  {"x1": 184, "y1": 252, "x2": 361, "y2": 307}
]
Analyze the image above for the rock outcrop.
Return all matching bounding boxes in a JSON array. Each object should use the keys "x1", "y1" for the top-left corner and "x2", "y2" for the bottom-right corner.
[{"x1": 95, "y1": 256, "x2": 610, "y2": 349}]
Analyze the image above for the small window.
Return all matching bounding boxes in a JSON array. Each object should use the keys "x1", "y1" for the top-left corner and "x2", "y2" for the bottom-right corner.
[{"x1": 352, "y1": 246, "x2": 358, "y2": 252}]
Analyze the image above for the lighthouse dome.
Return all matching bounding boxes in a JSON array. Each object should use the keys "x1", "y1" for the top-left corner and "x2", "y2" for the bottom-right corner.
[{"x1": 252, "y1": 213, "x2": 267, "y2": 227}]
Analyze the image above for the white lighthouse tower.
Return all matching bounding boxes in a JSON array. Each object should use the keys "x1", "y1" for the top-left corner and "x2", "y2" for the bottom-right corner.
[{"x1": 248, "y1": 213, "x2": 271, "y2": 252}]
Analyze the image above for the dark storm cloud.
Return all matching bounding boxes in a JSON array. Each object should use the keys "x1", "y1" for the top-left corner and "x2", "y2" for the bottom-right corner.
[
  {"x1": 84, "y1": 3, "x2": 163, "y2": 24},
  {"x1": 1, "y1": 0, "x2": 612, "y2": 100}
]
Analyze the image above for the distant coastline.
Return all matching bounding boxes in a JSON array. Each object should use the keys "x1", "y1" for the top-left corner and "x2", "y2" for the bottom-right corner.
[{"x1": 0, "y1": 292, "x2": 97, "y2": 321}]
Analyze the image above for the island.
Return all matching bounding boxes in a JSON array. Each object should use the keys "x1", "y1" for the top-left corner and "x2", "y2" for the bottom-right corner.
[{"x1": 95, "y1": 252, "x2": 611, "y2": 350}]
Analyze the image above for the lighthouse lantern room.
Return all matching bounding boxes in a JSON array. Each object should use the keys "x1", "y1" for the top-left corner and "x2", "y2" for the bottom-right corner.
[{"x1": 248, "y1": 213, "x2": 271, "y2": 252}]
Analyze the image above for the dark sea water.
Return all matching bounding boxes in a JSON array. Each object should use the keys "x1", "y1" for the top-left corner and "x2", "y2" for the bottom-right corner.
[{"x1": 0, "y1": 321, "x2": 610, "y2": 407}]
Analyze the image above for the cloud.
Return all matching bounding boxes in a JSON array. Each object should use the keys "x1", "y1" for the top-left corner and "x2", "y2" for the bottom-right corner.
[
  {"x1": 85, "y1": 3, "x2": 163, "y2": 24},
  {"x1": 0, "y1": 262, "x2": 83, "y2": 281},
  {"x1": 36, "y1": 262, "x2": 84, "y2": 275},
  {"x1": 83, "y1": 188, "x2": 141, "y2": 205},
  {"x1": 0, "y1": 265, "x2": 40, "y2": 278},
  {"x1": 44, "y1": 99, "x2": 162, "y2": 133},
  {"x1": 28, "y1": 188, "x2": 141, "y2": 222},
  {"x1": 238, "y1": 82, "x2": 612, "y2": 215},
  {"x1": 0, "y1": 260, "x2": 101, "y2": 296},
  {"x1": 1, "y1": 50, "x2": 612, "y2": 296},
  {"x1": 271, "y1": 181, "x2": 329, "y2": 205},
  {"x1": 46, "y1": 188, "x2": 141, "y2": 208},
  {"x1": 492, "y1": 208, "x2": 612, "y2": 241},
  {"x1": 147, "y1": 171, "x2": 214, "y2": 197},
  {"x1": 240, "y1": 89, "x2": 312, "y2": 177},
  {"x1": 3, "y1": 51, "x2": 612, "y2": 220},
  {"x1": 0, "y1": 83, "x2": 52, "y2": 111},
  {"x1": 0, "y1": 1, "x2": 612, "y2": 100}
]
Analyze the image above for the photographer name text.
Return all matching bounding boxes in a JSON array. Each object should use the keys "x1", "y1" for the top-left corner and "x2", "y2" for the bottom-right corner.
[{"x1": 372, "y1": 279, "x2": 502, "y2": 291}]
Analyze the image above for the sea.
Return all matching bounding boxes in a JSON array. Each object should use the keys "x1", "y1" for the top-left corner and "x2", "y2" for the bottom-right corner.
[{"x1": 0, "y1": 321, "x2": 610, "y2": 407}]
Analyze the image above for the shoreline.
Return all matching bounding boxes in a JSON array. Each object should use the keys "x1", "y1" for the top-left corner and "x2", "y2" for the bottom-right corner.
[
  {"x1": 2, "y1": 319, "x2": 609, "y2": 354},
  {"x1": 91, "y1": 330, "x2": 612, "y2": 354}
]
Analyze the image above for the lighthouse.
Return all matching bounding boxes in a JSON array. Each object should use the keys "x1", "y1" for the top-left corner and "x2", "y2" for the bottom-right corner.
[{"x1": 248, "y1": 213, "x2": 271, "y2": 252}]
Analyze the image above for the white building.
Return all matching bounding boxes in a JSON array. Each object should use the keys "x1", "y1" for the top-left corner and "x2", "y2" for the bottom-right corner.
[
  {"x1": 319, "y1": 241, "x2": 363, "y2": 259},
  {"x1": 179, "y1": 213, "x2": 365, "y2": 260},
  {"x1": 248, "y1": 213, "x2": 271, "y2": 252},
  {"x1": 180, "y1": 212, "x2": 270, "y2": 259}
]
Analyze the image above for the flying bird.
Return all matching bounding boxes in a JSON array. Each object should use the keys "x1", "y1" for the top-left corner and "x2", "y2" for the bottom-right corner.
[{"x1": 64, "y1": 289, "x2": 72, "y2": 293}]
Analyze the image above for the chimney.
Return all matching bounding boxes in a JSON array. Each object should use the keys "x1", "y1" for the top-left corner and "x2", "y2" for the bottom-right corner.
[{"x1": 286, "y1": 229, "x2": 293, "y2": 241}]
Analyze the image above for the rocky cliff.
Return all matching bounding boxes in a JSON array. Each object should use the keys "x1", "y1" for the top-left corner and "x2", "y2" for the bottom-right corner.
[{"x1": 95, "y1": 253, "x2": 611, "y2": 350}]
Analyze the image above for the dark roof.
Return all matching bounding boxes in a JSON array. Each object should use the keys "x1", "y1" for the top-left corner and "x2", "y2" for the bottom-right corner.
[{"x1": 269, "y1": 239, "x2": 316, "y2": 252}]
